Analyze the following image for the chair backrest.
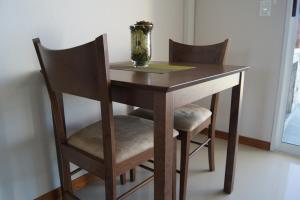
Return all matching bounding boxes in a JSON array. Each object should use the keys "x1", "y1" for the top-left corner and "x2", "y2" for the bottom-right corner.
[
  {"x1": 33, "y1": 34, "x2": 110, "y2": 100},
  {"x1": 33, "y1": 34, "x2": 116, "y2": 164},
  {"x1": 169, "y1": 39, "x2": 229, "y2": 65}
]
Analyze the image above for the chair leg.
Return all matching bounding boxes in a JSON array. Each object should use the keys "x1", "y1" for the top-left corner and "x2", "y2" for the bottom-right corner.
[
  {"x1": 173, "y1": 138, "x2": 177, "y2": 200},
  {"x1": 208, "y1": 93, "x2": 219, "y2": 172},
  {"x1": 130, "y1": 169, "x2": 136, "y2": 182},
  {"x1": 179, "y1": 131, "x2": 191, "y2": 200},
  {"x1": 61, "y1": 158, "x2": 73, "y2": 198},
  {"x1": 105, "y1": 175, "x2": 117, "y2": 200},
  {"x1": 120, "y1": 173, "x2": 126, "y2": 185},
  {"x1": 208, "y1": 124, "x2": 215, "y2": 171}
]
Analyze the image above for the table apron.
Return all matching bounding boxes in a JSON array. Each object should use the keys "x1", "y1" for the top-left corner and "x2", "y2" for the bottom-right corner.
[
  {"x1": 173, "y1": 73, "x2": 240, "y2": 108},
  {"x1": 111, "y1": 85, "x2": 154, "y2": 109},
  {"x1": 111, "y1": 72, "x2": 240, "y2": 110}
]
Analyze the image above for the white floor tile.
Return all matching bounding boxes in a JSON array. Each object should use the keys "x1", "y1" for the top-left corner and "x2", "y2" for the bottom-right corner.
[{"x1": 74, "y1": 137, "x2": 300, "y2": 200}]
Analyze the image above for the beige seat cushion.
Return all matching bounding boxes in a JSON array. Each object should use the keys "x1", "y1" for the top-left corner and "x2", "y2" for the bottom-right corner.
[
  {"x1": 130, "y1": 104, "x2": 212, "y2": 132},
  {"x1": 68, "y1": 115, "x2": 178, "y2": 163}
]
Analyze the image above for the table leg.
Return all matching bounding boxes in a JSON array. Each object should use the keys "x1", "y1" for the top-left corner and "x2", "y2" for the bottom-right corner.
[
  {"x1": 172, "y1": 138, "x2": 177, "y2": 200},
  {"x1": 224, "y1": 72, "x2": 245, "y2": 193},
  {"x1": 153, "y1": 91, "x2": 174, "y2": 200}
]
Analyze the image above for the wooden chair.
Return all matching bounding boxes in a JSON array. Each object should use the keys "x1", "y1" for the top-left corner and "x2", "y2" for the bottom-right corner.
[
  {"x1": 130, "y1": 39, "x2": 229, "y2": 200},
  {"x1": 33, "y1": 34, "x2": 178, "y2": 200}
]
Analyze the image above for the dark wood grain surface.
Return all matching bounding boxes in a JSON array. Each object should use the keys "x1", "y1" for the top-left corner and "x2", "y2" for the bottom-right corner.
[{"x1": 110, "y1": 61, "x2": 248, "y2": 92}]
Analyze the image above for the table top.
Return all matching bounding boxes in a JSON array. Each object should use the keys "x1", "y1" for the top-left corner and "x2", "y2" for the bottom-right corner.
[{"x1": 110, "y1": 61, "x2": 249, "y2": 92}]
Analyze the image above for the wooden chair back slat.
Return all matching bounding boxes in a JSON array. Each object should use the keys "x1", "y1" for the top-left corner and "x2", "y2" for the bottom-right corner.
[
  {"x1": 33, "y1": 37, "x2": 107, "y2": 101},
  {"x1": 169, "y1": 39, "x2": 228, "y2": 65}
]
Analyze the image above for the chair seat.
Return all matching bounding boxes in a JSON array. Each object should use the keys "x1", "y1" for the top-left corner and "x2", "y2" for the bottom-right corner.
[
  {"x1": 130, "y1": 104, "x2": 212, "y2": 132},
  {"x1": 68, "y1": 115, "x2": 178, "y2": 163}
]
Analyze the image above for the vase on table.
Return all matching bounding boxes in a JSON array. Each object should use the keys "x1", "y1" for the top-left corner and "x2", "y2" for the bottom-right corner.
[{"x1": 130, "y1": 21, "x2": 153, "y2": 67}]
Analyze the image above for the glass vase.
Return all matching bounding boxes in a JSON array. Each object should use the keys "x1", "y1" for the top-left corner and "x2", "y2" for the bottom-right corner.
[{"x1": 130, "y1": 23, "x2": 153, "y2": 67}]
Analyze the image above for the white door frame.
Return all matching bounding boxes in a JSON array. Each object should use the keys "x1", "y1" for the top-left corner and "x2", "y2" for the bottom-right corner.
[
  {"x1": 183, "y1": 0, "x2": 195, "y2": 44},
  {"x1": 271, "y1": 0, "x2": 300, "y2": 156}
]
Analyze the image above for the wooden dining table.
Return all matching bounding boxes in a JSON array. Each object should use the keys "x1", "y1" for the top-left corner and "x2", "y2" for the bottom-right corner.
[{"x1": 110, "y1": 61, "x2": 248, "y2": 200}]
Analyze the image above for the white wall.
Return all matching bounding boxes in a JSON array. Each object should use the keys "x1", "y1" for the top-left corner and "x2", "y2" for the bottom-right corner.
[
  {"x1": 0, "y1": 0, "x2": 184, "y2": 199},
  {"x1": 195, "y1": 0, "x2": 287, "y2": 141}
]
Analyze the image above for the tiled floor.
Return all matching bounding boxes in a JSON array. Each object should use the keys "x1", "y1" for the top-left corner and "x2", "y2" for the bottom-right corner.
[
  {"x1": 74, "y1": 136, "x2": 300, "y2": 200},
  {"x1": 283, "y1": 104, "x2": 300, "y2": 146}
]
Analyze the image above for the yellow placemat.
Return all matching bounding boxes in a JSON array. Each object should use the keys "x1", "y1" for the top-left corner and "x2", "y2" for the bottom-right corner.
[{"x1": 111, "y1": 63, "x2": 195, "y2": 74}]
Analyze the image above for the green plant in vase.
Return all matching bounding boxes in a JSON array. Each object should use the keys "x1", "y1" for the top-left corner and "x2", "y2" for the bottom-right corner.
[{"x1": 130, "y1": 21, "x2": 153, "y2": 67}]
